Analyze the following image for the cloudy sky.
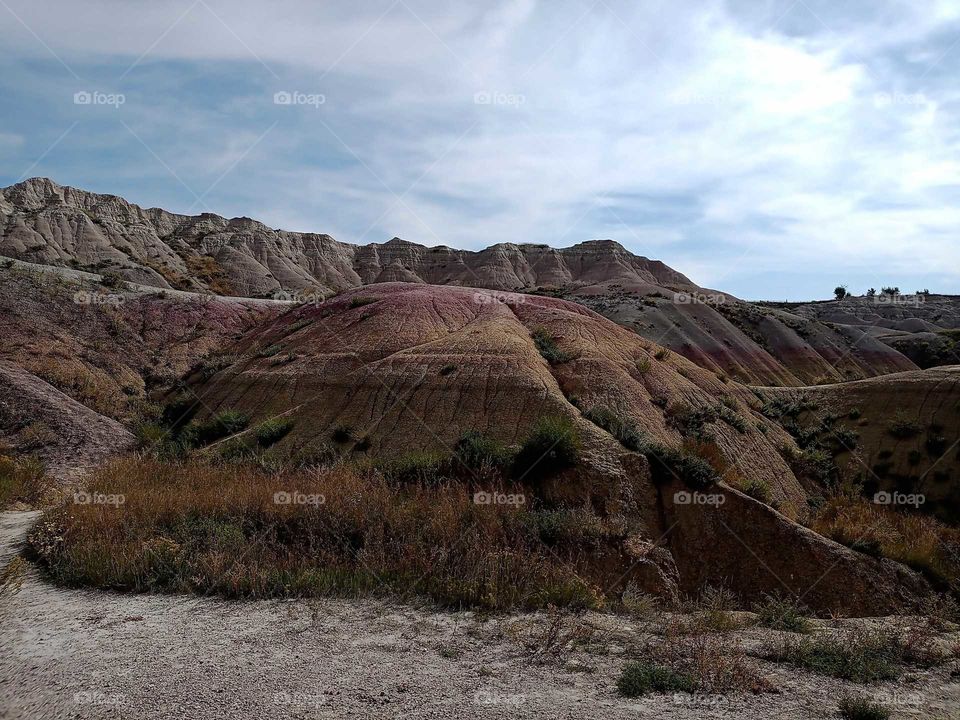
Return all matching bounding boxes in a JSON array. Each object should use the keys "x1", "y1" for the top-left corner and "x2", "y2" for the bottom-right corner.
[{"x1": 1, "y1": 0, "x2": 958, "y2": 299}]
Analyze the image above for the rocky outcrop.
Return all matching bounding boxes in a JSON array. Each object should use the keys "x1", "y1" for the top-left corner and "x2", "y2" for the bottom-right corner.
[{"x1": 0, "y1": 178, "x2": 695, "y2": 298}]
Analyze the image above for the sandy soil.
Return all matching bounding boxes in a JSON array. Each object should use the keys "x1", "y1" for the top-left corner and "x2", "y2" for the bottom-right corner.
[{"x1": 2, "y1": 510, "x2": 960, "y2": 720}]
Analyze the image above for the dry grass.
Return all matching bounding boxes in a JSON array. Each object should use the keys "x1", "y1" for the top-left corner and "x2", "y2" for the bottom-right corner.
[
  {"x1": 810, "y1": 489, "x2": 960, "y2": 590},
  {"x1": 0, "y1": 454, "x2": 53, "y2": 508},
  {"x1": 28, "y1": 456, "x2": 613, "y2": 610}
]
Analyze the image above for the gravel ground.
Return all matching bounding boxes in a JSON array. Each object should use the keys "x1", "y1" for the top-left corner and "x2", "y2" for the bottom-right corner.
[{"x1": 2, "y1": 510, "x2": 960, "y2": 720}]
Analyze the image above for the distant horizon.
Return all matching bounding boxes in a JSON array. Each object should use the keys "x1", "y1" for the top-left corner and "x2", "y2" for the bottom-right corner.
[{"x1": 3, "y1": 174, "x2": 950, "y2": 303}]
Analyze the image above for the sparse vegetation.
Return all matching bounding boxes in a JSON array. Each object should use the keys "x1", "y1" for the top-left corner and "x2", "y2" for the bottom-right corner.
[
  {"x1": 738, "y1": 476, "x2": 771, "y2": 503},
  {"x1": 616, "y1": 661, "x2": 696, "y2": 696},
  {"x1": 254, "y1": 417, "x2": 294, "y2": 447},
  {"x1": 531, "y1": 327, "x2": 575, "y2": 364},
  {"x1": 583, "y1": 405, "x2": 642, "y2": 450},
  {"x1": 0, "y1": 454, "x2": 52, "y2": 508},
  {"x1": 29, "y1": 457, "x2": 606, "y2": 610},
  {"x1": 837, "y1": 696, "x2": 891, "y2": 720},
  {"x1": 349, "y1": 296, "x2": 378, "y2": 308},
  {"x1": 753, "y1": 594, "x2": 812, "y2": 633},
  {"x1": 887, "y1": 411, "x2": 922, "y2": 439},
  {"x1": 513, "y1": 416, "x2": 581, "y2": 480},
  {"x1": 258, "y1": 344, "x2": 283, "y2": 358},
  {"x1": 763, "y1": 628, "x2": 911, "y2": 682},
  {"x1": 653, "y1": 348, "x2": 670, "y2": 361},
  {"x1": 331, "y1": 424, "x2": 354, "y2": 443},
  {"x1": 454, "y1": 431, "x2": 513, "y2": 474}
]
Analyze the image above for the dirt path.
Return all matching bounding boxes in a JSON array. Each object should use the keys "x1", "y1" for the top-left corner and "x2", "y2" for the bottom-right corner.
[{"x1": 2, "y1": 510, "x2": 959, "y2": 720}]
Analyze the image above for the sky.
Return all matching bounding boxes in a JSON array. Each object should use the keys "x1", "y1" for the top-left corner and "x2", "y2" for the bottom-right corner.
[{"x1": 1, "y1": 0, "x2": 959, "y2": 300}]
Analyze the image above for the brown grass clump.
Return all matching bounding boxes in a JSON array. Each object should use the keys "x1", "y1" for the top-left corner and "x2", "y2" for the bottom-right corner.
[
  {"x1": 0, "y1": 454, "x2": 53, "y2": 508},
  {"x1": 649, "y1": 618, "x2": 769, "y2": 693},
  {"x1": 28, "y1": 456, "x2": 611, "y2": 610},
  {"x1": 810, "y1": 489, "x2": 960, "y2": 590}
]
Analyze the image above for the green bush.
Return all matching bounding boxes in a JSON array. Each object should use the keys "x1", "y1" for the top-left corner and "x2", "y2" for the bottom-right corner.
[
  {"x1": 531, "y1": 327, "x2": 574, "y2": 364},
  {"x1": 887, "y1": 412, "x2": 922, "y2": 439},
  {"x1": 379, "y1": 451, "x2": 450, "y2": 484},
  {"x1": 182, "y1": 411, "x2": 250, "y2": 448},
  {"x1": 513, "y1": 416, "x2": 580, "y2": 480},
  {"x1": 765, "y1": 629, "x2": 903, "y2": 683},
  {"x1": 753, "y1": 594, "x2": 811, "y2": 633},
  {"x1": 583, "y1": 406, "x2": 643, "y2": 450},
  {"x1": 255, "y1": 418, "x2": 294, "y2": 447},
  {"x1": 739, "y1": 476, "x2": 771, "y2": 503},
  {"x1": 641, "y1": 443, "x2": 717, "y2": 490},
  {"x1": 349, "y1": 296, "x2": 378, "y2": 308},
  {"x1": 837, "y1": 697, "x2": 890, "y2": 720},
  {"x1": 455, "y1": 431, "x2": 513, "y2": 472},
  {"x1": 616, "y1": 661, "x2": 697, "y2": 697},
  {"x1": 258, "y1": 344, "x2": 283, "y2": 358}
]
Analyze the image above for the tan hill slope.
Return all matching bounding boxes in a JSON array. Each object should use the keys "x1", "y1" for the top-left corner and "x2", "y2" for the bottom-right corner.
[
  {"x1": 760, "y1": 368, "x2": 960, "y2": 523},
  {"x1": 173, "y1": 282, "x2": 936, "y2": 614},
  {"x1": 2, "y1": 178, "x2": 926, "y2": 388}
]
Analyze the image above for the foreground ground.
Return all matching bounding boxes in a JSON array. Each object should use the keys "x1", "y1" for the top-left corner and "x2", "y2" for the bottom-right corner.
[{"x1": 3, "y1": 511, "x2": 959, "y2": 720}]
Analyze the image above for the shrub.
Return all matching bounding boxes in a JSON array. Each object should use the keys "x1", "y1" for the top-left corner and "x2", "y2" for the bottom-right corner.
[
  {"x1": 641, "y1": 443, "x2": 717, "y2": 490},
  {"x1": 258, "y1": 344, "x2": 283, "y2": 358},
  {"x1": 379, "y1": 451, "x2": 450, "y2": 484},
  {"x1": 635, "y1": 358, "x2": 652, "y2": 375},
  {"x1": 616, "y1": 661, "x2": 697, "y2": 696},
  {"x1": 583, "y1": 406, "x2": 642, "y2": 450},
  {"x1": 531, "y1": 327, "x2": 574, "y2": 364},
  {"x1": 848, "y1": 407, "x2": 862, "y2": 420},
  {"x1": 0, "y1": 455, "x2": 52, "y2": 508},
  {"x1": 439, "y1": 364, "x2": 457, "y2": 376},
  {"x1": 181, "y1": 410, "x2": 250, "y2": 447},
  {"x1": 99, "y1": 270, "x2": 126, "y2": 289},
  {"x1": 764, "y1": 628, "x2": 915, "y2": 683},
  {"x1": 255, "y1": 418, "x2": 294, "y2": 447},
  {"x1": 753, "y1": 594, "x2": 812, "y2": 633},
  {"x1": 837, "y1": 697, "x2": 890, "y2": 720},
  {"x1": 653, "y1": 348, "x2": 670, "y2": 361},
  {"x1": 513, "y1": 416, "x2": 580, "y2": 481},
  {"x1": 887, "y1": 412, "x2": 922, "y2": 439},
  {"x1": 739, "y1": 477, "x2": 771, "y2": 504},
  {"x1": 330, "y1": 424, "x2": 354, "y2": 443},
  {"x1": 349, "y1": 296, "x2": 377, "y2": 308},
  {"x1": 454, "y1": 431, "x2": 513, "y2": 473}
]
